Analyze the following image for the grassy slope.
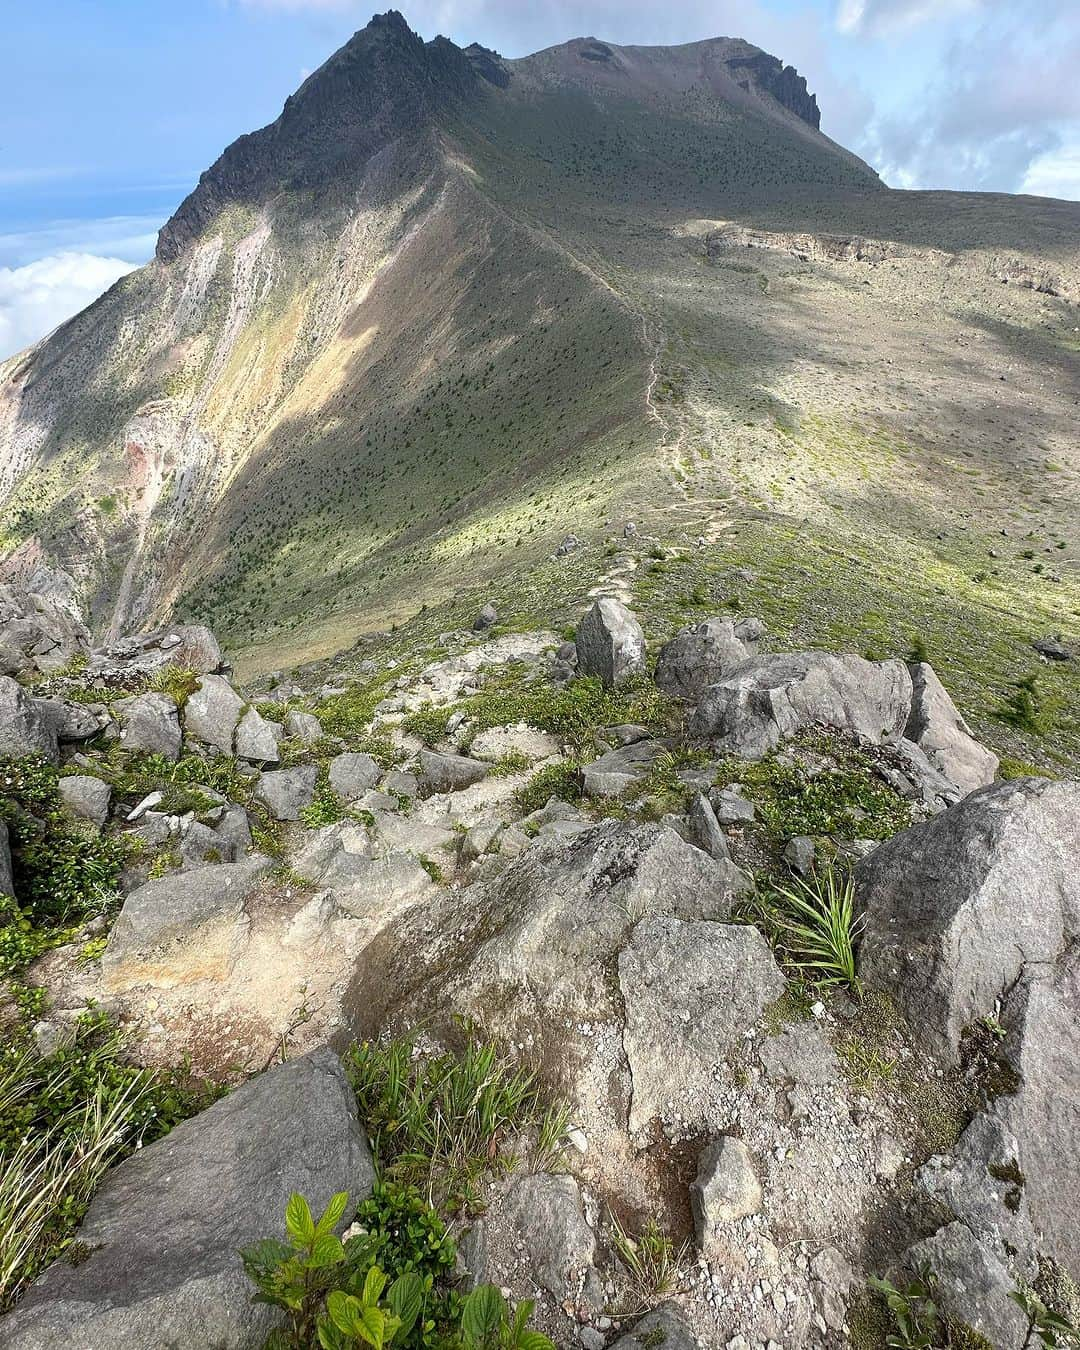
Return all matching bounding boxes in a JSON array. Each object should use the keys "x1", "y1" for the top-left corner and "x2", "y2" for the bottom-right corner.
[{"x1": 296, "y1": 79, "x2": 1080, "y2": 772}]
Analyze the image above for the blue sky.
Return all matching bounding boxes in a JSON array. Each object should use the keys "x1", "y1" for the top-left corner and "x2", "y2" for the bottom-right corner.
[{"x1": 1, "y1": 0, "x2": 1077, "y2": 359}]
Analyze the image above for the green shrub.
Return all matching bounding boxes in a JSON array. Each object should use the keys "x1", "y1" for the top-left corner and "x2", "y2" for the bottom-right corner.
[
  {"x1": 299, "y1": 774, "x2": 348, "y2": 829},
  {"x1": 242, "y1": 1190, "x2": 555, "y2": 1350},
  {"x1": 0, "y1": 757, "x2": 129, "y2": 973},
  {"x1": 403, "y1": 672, "x2": 676, "y2": 755},
  {"x1": 512, "y1": 761, "x2": 582, "y2": 815},
  {"x1": 714, "y1": 734, "x2": 911, "y2": 843},
  {"x1": 996, "y1": 673, "x2": 1058, "y2": 736}
]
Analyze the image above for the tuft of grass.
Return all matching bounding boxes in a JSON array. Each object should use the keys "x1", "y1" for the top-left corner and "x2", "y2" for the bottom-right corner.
[
  {"x1": 608, "y1": 1213, "x2": 685, "y2": 1317},
  {"x1": 345, "y1": 1035, "x2": 563, "y2": 1214},
  {"x1": 0, "y1": 1010, "x2": 216, "y2": 1306},
  {"x1": 148, "y1": 666, "x2": 200, "y2": 708},
  {"x1": 768, "y1": 867, "x2": 863, "y2": 993},
  {"x1": 512, "y1": 760, "x2": 583, "y2": 815}
]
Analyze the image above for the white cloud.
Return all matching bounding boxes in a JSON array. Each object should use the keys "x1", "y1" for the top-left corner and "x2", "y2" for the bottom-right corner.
[
  {"x1": 837, "y1": 0, "x2": 980, "y2": 35},
  {"x1": 1021, "y1": 141, "x2": 1080, "y2": 200},
  {"x1": 0, "y1": 214, "x2": 161, "y2": 270},
  {"x1": 0, "y1": 252, "x2": 141, "y2": 362}
]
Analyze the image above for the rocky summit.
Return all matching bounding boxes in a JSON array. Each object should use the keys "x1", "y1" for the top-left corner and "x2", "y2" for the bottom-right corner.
[{"x1": 0, "y1": 8, "x2": 1078, "y2": 1350}]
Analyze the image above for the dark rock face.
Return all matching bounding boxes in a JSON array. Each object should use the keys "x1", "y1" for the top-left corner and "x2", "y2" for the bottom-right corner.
[
  {"x1": 725, "y1": 51, "x2": 820, "y2": 128},
  {"x1": 1, "y1": 1050, "x2": 374, "y2": 1350},
  {"x1": 157, "y1": 11, "x2": 481, "y2": 262},
  {"x1": 465, "y1": 42, "x2": 510, "y2": 87}
]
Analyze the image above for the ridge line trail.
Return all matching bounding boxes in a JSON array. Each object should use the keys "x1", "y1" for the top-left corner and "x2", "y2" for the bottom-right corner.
[{"x1": 463, "y1": 175, "x2": 692, "y2": 492}]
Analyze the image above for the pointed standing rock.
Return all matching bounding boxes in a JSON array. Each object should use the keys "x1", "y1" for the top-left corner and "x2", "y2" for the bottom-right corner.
[{"x1": 575, "y1": 598, "x2": 646, "y2": 687}]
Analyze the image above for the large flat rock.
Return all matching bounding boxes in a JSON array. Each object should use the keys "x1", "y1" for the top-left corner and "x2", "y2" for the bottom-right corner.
[{"x1": 0, "y1": 1049, "x2": 374, "y2": 1349}]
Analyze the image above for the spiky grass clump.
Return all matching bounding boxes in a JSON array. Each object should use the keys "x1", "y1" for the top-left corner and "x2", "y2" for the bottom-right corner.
[
  {"x1": 770, "y1": 867, "x2": 863, "y2": 993},
  {"x1": 345, "y1": 1036, "x2": 567, "y2": 1214}
]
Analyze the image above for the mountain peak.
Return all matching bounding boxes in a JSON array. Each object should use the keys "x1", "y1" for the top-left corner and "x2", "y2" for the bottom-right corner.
[{"x1": 156, "y1": 10, "x2": 477, "y2": 262}]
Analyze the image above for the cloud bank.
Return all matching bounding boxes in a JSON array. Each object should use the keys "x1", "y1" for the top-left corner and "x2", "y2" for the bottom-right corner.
[{"x1": 0, "y1": 252, "x2": 140, "y2": 362}]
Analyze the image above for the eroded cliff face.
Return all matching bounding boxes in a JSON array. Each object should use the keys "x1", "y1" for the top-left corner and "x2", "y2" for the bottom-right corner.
[{"x1": 725, "y1": 51, "x2": 820, "y2": 128}]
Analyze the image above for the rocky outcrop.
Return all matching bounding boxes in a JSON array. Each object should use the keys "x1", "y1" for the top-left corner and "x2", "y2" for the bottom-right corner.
[
  {"x1": 103, "y1": 855, "x2": 273, "y2": 989},
  {"x1": 725, "y1": 50, "x2": 820, "y2": 127},
  {"x1": 1, "y1": 1050, "x2": 373, "y2": 1349},
  {"x1": 619, "y1": 916, "x2": 785, "y2": 1133},
  {"x1": 654, "y1": 618, "x2": 759, "y2": 700},
  {"x1": 995, "y1": 946, "x2": 1080, "y2": 1280},
  {"x1": 858, "y1": 777, "x2": 1080, "y2": 1060},
  {"x1": 690, "y1": 652, "x2": 912, "y2": 758},
  {"x1": 0, "y1": 582, "x2": 89, "y2": 676},
  {"x1": 905, "y1": 662, "x2": 998, "y2": 794}
]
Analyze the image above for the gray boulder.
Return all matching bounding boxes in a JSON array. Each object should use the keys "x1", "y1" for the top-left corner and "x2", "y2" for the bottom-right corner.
[
  {"x1": 619, "y1": 915, "x2": 786, "y2": 1133},
  {"x1": 608, "y1": 1308, "x2": 703, "y2": 1350},
  {"x1": 0, "y1": 1050, "x2": 373, "y2": 1349},
  {"x1": 581, "y1": 740, "x2": 662, "y2": 798},
  {"x1": 284, "y1": 709, "x2": 323, "y2": 744},
  {"x1": 33, "y1": 697, "x2": 111, "y2": 744},
  {"x1": 473, "y1": 604, "x2": 498, "y2": 631},
  {"x1": 57, "y1": 775, "x2": 111, "y2": 828},
  {"x1": 255, "y1": 765, "x2": 319, "y2": 821},
  {"x1": 858, "y1": 778, "x2": 1080, "y2": 1061},
  {"x1": 417, "y1": 749, "x2": 488, "y2": 794},
  {"x1": 905, "y1": 663, "x2": 998, "y2": 794},
  {"x1": 114, "y1": 692, "x2": 182, "y2": 762},
  {"x1": 690, "y1": 652, "x2": 912, "y2": 759},
  {"x1": 1032, "y1": 635, "x2": 1072, "y2": 662},
  {"x1": 904, "y1": 1222, "x2": 1027, "y2": 1348},
  {"x1": 213, "y1": 804, "x2": 253, "y2": 858},
  {"x1": 328, "y1": 752, "x2": 381, "y2": 800},
  {"x1": 690, "y1": 1137, "x2": 762, "y2": 1253},
  {"x1": 484, "y1": 1174, "x2": 598, "y2": 1301},
  {"x1": 783, "y1": 835, "x2": 816, "y2": 875},
  {"x1": 0, "y1": 675, "x2": 58, "y2": 763},
  {"x1": 103, "y1": 855, "x2": 272, "y2": 988},
  {"x1": 686, "y1": 793, "x2": 731, "y2": 862},
  {"x1": 708, "y1": 784, "x2": 755, "y2": 824},
  {"x1": 184, "y1": 674, "x2": 243, "y2": 755},
  {"x1": 179, "y1": 822, "x2": 230, "y2": 869},
  {"x1": 383, "y1": 769, "x2": 418, "y2": 800},
  {"x1": 235, "y1": 708, "x2": 282, "y2": 765},
  {"x1": 654, "y1": 618, "x2": 756, "y2": 700},
  {"x1": 575, "y1": 598, "x2": 646, "y2": 687}
]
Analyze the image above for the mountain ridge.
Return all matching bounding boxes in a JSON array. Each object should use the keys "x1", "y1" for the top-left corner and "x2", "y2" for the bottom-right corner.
[{"x1": 0, "y1": 10, "x2": 1077, "y2": 781}]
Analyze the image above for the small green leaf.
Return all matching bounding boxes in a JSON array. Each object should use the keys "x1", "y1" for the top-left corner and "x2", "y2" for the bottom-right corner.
[
  {"x1": 388, "y1": 1271, "x2": 424, "y2": 1340},
  {"x1": 308, "y1": 1232, "x2": 345, "y2": 1268},
  {"x1": 316, "y1": 1190, "x2": 349, "y2": 1235},
  {"x1": 462, "y1": 1284, "x2": 506, "y2": 1348},
  {"x1": 518, "y1": 1332, "x2": 557, "y2": 1350},
  {"x1": 285, "y1": 1193, "x2": 315, "y2": 1246},
  {"x1": 362, "y1": 1264, "x2": 388, "y2": 1308}
]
